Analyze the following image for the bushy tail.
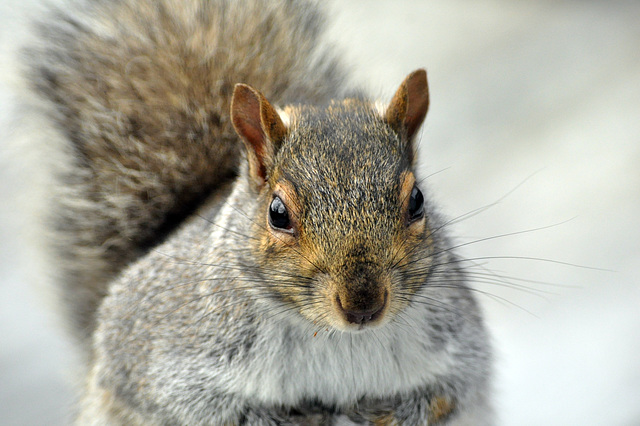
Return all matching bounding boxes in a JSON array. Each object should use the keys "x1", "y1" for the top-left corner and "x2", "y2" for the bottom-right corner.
[{"x1": 26, "y1": 0, "x2": 347, "y2": 348}]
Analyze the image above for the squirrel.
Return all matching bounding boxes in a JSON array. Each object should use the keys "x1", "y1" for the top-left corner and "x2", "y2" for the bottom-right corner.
[{"x1": 23, "y1": 0, "x2": 493, "y2": 424}]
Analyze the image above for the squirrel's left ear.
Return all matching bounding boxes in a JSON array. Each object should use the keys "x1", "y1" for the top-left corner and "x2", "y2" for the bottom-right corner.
[
  {"x1": 231, "y1": 84, "x2": 288, "y2": 188},
  {"x1": 384, "y1": 69, "x2": 430, "y2": 146}
]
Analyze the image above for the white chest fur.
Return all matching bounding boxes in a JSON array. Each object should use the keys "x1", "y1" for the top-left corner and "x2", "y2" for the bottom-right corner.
[{"x1": 222, "y1": 304, "x2": 457, "y2": 407}]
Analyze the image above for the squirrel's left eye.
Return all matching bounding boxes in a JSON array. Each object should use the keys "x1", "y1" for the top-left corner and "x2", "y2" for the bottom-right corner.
[
  {"x1": 408, "y1": 186, "x2": 424, "y2": 223},
  {"x1": 269, "y1": 196, "x2": 293, "y2": 232}
]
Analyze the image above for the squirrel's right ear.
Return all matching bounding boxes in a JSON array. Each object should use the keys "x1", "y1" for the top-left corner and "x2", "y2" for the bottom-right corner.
[
  {"x1": 384, "y1": 69, "x2": 429, "y2": 148},
  {"x1": 231, "y1": 84, "x2": 287, "y2": 187}
]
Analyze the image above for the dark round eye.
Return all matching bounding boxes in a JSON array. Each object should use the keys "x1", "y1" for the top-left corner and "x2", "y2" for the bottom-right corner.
[
  {"x1": 408, "y1": 186, "x2": 424, "y2": 222},
  {"x1": 269, "y1": 196, "x2": 292, "y2": 231}
]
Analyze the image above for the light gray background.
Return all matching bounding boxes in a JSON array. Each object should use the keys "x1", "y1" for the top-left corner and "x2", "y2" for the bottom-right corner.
[{"x1": 1, "y1": 1, "x2": 639, "y2": 425}]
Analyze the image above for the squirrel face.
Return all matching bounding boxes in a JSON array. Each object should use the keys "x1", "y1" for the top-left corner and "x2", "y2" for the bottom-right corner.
[{"x1": 232, "y1": 70, "x2": 431, "y2": 332}]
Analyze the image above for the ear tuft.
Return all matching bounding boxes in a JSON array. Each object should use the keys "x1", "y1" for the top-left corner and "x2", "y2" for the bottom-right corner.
[
  {"x1": 231, "y1": 84, "x2": 287, "y2": 187},
  {"x1": 385, "y1": 69, "x2": 430, "y2": 141}
]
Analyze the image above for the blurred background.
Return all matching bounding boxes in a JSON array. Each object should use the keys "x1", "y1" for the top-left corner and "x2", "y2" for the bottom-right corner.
[{"x1": 1, "y1": 1, "x2": 639, "y2": 424}]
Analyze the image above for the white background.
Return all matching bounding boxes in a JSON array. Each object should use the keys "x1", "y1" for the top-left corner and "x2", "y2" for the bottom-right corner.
[{"x1": 1, "y1": 1, "x2": 639, "y2": 424}]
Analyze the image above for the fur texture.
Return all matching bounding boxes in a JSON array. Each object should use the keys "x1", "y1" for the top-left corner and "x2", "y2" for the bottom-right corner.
[
  {"x1": 83, "y1": 179, "x2": 493, "y2": 424},
  {"x1": 28, "y1": 0, "x2": 346, "y2": 346},
  {"x1": 25, "y1": 0, "x2": 493, "y2": 424}
]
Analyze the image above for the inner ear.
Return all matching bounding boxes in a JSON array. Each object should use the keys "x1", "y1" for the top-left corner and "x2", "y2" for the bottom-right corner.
[
  {"x1": 385, "y1": 69, "x2": 430, "y2": 142},
  {"x1": 231, "y1": 84, "x2": 287, "y2": 187}
]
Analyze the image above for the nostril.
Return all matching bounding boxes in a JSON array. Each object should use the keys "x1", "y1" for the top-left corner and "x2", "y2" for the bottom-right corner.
[
  {"x1": 345, "y1": 307, "x2": 381, "y2": 325},
  {"x1": 336, "y1": 292, "x2": 387, "y2": 325}
]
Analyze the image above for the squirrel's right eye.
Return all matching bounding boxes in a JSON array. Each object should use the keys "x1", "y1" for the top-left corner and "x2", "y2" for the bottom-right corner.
[
  {"x1": 408, "y1": 185, "x2": 425, "y2": 223},
  {"x1": 269, "y1": 196, "x2": 292, "y2": 232}
]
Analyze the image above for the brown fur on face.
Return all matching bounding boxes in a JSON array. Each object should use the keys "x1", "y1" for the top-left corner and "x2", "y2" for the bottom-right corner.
[{"x1": 243, "y1": 74, "x2": 433, "y2": 331}]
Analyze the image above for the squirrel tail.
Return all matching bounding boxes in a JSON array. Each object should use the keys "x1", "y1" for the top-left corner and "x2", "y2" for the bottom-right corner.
[{"x1": 26, "y1": 0, "x2": 347, "y2": 348}]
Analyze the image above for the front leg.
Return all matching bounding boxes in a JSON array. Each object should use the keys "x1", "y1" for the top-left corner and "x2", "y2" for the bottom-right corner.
[
  {"x1": 345, "y1": 391, "x2": 477, "y2": 426},
  {"x1": 391, "y1": 394, "x2": 456, "y2": 425},
  {"x1": 382, "y1": 390, "x2": 492, "y2": 426}
]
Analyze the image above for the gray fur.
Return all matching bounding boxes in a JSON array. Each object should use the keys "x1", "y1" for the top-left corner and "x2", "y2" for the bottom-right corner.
[
  {"x1": 27, "y1": 0, "x2": 346, "y2": 346},
  {"x1": 85, "y1": 176, "x2": 492, "y2": 424},
  {"x1": 24, "y1": 0, "x2": 493, "y2": 424}
]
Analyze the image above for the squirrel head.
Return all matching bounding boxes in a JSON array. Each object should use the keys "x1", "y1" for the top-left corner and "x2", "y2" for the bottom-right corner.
[{"x1": 231, "y1": 70, "x2": 431, "y2": 332}]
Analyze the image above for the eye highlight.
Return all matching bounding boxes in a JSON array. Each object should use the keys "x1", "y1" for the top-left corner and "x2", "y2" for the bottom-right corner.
[
  {"x1": 269, "y1": 196, "x2": 293, "y2": 232},
  {"x1": 408, "y1": 186, "x2": 424, "y2": 223}
]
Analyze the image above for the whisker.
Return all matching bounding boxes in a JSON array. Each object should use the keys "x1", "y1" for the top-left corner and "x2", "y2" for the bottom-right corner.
[
  {"x1": 433, "y1": 219, "x2": 578, "y2": 257},
  {"x1": 396, "y1": 292, "x2": 476, "y2": 324},
  {"x1": 439, "y1": 169, "x2": 544, "y2": 228},
  {"x1": 418, "y1": 284, "x2": 540, "y2": 317},
  {"x1": 433, "y1": 255, "x2": 610, "y2": 272}
]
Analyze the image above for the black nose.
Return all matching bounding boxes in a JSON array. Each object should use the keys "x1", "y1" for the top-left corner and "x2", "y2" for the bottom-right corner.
[
  {"x1": 344, "y1": 306, "x2": 384, "y2": 325},
  {"x1": 336, "y1": 291, "x2": 387, "y2": 325}
]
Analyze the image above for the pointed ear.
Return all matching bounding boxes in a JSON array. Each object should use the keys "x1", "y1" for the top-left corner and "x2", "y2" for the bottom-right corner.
[
  {"x1": 385, "y1": 69, "x2": 430, "y2": 142},
  {"x1": 231, "y1": 84, "x2": 287, "y2": 187}
]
